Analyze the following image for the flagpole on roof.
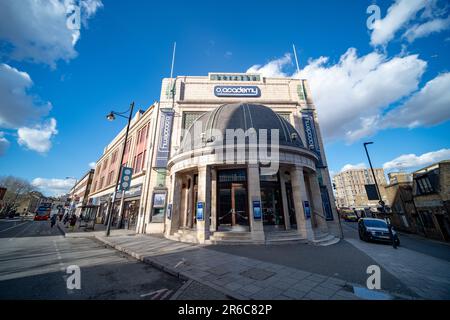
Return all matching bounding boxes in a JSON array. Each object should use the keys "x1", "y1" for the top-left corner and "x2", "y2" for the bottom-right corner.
[
  {"x1": 170, "y1": 42, "x2": 176, "y2": 79},
  {"x1": 292, "y1": 44, "x2": 301, "y2": 76}
]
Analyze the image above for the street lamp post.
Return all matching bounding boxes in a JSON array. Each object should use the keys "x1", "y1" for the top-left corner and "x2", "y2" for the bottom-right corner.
[
  {"x1": 363, "y1": 142, "x2": 397, "y2": 249},
  {"x1": 105, "y1": 102, "x2": 135, "y2": 237},
  {"x1": 363, "y1": 142, "x2": 384, "y2": 211}
]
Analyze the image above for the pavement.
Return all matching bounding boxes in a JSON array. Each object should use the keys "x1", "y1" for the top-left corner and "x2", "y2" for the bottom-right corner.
[
  {"x1": 1, "y1": 218, "x2": 449, "y2": 300},
  {"x1": 341, "y1": 222, "x2": 450, "y2": 299},
  {"x1": 94, "y1": 233, "x2": 415, "y2": 300}
]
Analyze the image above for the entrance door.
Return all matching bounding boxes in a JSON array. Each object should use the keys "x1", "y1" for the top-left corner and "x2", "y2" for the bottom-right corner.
[
  {"x1": 217, "y1": 169, "x2": 249, "y2": 231},
  {"x1": 231, "y1": 183, "x2": 248, "y2": 226},
  {"x1": 260, "y1": 175, "x2": 285, "y2": 230}
]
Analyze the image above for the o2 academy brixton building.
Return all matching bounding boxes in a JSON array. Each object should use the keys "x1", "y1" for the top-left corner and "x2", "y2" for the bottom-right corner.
[{"x1": 88, "y1": 73, "x2": 341, "y2": 245}]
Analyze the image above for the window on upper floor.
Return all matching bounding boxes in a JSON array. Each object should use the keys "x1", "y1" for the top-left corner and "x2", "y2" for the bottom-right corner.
[
  {"x1": 182, "y1": 112, "x2": 205, "y2": 130},
  {"x1": 277, "y1": 112, "x2": 291, "y2": 124}
]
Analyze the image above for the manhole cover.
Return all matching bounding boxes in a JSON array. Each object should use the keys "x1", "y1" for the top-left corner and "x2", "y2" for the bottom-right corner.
[{"x1": 240, "y1": 268, "x2": 275, "y2": 280}]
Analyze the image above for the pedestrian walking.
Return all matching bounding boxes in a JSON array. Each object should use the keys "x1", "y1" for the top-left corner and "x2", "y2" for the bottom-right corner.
[
  {"x1": 69, "y1": 214, "x2": 77, "y2": 231},
  {"x1": 387, "y1": 222, "x2": 398, "y2": 249},
  {"x1": 50, "y1": 213, "x2": 57, "y2": 228}
]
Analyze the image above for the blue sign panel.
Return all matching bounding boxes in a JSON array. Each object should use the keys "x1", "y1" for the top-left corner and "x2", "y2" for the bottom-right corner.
[
  {"x1": 302, "y1": 111, "x2": 323, "y2": 167},
  {"x1": 166, "y1": 203, "x2": 172, "y2": 220},
  {"x1": 196, "y1": 202, "x2": 204, "y2": 221},
  {"x1": 214, "y1": 86, "x2": 261, "y2": 97},
  {"x1": 155, "y1": 110, "x2": 174, "y2": 168},
  {"x1": 253, "y1": 200, "x2": 262, "y2": 220},
  {"x1": 303, "y1": 201, "x2": 311, "y2": 219},
  {"x1": 119, "y1": 167, "x2": 133, "y2": 191}
]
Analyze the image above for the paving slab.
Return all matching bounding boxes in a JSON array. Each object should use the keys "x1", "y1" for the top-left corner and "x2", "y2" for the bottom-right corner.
[{"x1": 94, "y1": 233, "x2": 413, "y2": 300}]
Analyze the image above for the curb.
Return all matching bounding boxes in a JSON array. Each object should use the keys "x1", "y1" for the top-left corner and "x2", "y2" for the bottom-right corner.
[{"x1": 94, "y1": 235, "x2": 244, "y2": 300}]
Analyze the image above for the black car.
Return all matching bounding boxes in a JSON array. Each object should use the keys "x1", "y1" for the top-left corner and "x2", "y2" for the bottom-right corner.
[{"x1": 358, "y1": 218, "x2": 400, "y2": 246}]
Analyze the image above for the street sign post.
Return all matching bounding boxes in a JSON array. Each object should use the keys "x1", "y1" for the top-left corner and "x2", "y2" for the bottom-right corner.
[{"x1": 119, "y1": 167, "x2": 133, "y2": 191}]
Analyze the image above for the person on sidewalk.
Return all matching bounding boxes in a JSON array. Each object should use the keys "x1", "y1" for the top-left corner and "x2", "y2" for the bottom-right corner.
[
  {"x1": 50, "y1": 213, "x2": 57, "y2": 228},
  {"x1": 69, "y1": 213, "x2": 77, "y2": 231}
]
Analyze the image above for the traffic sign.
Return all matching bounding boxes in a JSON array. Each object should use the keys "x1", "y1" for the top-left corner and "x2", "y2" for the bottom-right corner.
[{"x1": 119, "y1": 167, "x2": 133, "y2": 191}]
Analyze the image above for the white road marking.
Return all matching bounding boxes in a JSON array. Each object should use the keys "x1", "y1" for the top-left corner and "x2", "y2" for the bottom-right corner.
[
  {"x1": 7, "y1": 221, "x2": 34, "y2": 241},
  {"x1": 140, "y1": 288, "x2": 167, "y2": 298},
  {"x1": 0, "y1": 221, "x2": 28, "y2": 233},
  {"x1": 159, "y1": 289, "x2": 172, "y2": 300},
  {"x1": 174, "y1": 258, "x2": 186, "y2": 268}
]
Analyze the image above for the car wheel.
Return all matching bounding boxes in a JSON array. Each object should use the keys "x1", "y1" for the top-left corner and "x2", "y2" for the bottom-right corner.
[{"x1": 359, "y1": 231, "x2": 365, "y2": 241}]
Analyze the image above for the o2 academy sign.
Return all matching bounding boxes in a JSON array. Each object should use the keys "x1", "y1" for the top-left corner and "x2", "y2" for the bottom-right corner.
[{"x1": 214, "y1": 86, "x2": 261, "y2": 97}]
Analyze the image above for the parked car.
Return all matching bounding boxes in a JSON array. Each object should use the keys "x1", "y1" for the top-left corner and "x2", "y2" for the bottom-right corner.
[
  {"x1": 358, "y1": 218, "x2": 400, "y2": 246},
  {"x1": 340, "y1": 209, "x2": 359, "y2": 222},
  {"x1": 344, "y1": 213, "x2": 359, "y2": 222}
]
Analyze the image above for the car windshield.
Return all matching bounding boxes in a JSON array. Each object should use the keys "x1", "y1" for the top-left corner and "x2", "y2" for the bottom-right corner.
[{"x1": 364, "y1": 220, "x2": 387, "y2": 228}]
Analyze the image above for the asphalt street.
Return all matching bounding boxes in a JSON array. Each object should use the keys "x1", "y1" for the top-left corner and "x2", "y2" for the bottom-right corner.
[
  {"x1": 0, "y1": 219, "x2": 184, "y2": 299},
  {"x1": 342, "y1": 221, "x2": 450, "y2": 262},
  {"x1": 210, "y1": 222, "x2": 450, "y2": 297}
]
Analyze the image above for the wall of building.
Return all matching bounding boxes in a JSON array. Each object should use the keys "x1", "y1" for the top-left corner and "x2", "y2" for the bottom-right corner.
[{"x1": 333, "y1": 168, "x2": 388, "y2": 209}]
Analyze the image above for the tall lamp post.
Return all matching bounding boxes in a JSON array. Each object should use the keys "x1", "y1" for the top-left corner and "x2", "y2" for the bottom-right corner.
[
  {"x1": 363, "y1": 142, "x2": 385, "y2": 213},
  {"x1": 364, "y1": 142, "x2": 397, "y2": 248},
  {"x1": 105, "y1": 102, "x2": 135, "y2": 237}
]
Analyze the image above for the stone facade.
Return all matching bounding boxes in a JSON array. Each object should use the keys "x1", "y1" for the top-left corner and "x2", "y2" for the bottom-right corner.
[
  {"x1": 69, "y1": 169, "x2": 94, "y2": 216},
  {"x1": 333, "y1": 168, "x2": 388, "y2": 209},
  {"x1": 412, "y1": 160, "x2": 450, "y2": 241},
  {"x1": 87, "y1": 73, "x2": 341, "y2": 244}
]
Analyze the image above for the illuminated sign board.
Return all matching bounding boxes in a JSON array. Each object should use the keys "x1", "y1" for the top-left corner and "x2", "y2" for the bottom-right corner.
[{"x1": 214, "y1": 86, "x2": 261, "y2": 97}]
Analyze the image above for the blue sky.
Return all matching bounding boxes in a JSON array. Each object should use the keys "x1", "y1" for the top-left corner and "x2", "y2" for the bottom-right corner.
[{"x1": 0, "y1": 0, "x2": 449, "y2": 195}]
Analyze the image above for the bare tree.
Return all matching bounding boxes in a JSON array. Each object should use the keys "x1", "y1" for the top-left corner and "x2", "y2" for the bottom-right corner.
[{"x1": 0, "y1": 176, "x2": 36, "y2": 216}]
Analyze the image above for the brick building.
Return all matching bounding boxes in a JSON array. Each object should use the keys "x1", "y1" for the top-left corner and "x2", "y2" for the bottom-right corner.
[{"x1": 412, "y1": 160, "x2": 450, "y2": 241}]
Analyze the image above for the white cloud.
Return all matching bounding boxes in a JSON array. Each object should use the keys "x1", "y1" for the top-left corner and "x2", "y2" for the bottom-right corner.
[
  {"x1": 0, "y1": 0, "x2": 103, "y2": 68},
  {"x1": 0, "y1": 132, "x2": 9, "y2": 156},
  {"x1": 17, "y1": 118, "x2": 58, "y2": 153},
  {"x1": 89, "y1": 162, "x2": 96, "y2": 169},
  {"x1": 32, "y1": 177, "x2": 76, "y2": 196},
  {"x1": 383, "y1": 148, "x2": 450, "y2": 171},
  {"x1": 0, "y1": 64, "x2": 51, "y2": 129},
  {"x1": 247, "y1": 54, "x2": 292, "y2": 77},
  {"x1": 383, "y1": 72, "x2": 450, "y2": 129},
  {"x1": 340, "y1": 163, "x2": 367, "y2": 172},
  {"x1": 298, "y1": 49, "x2": 427, "y2": 142},
  {"x1": 403, "y1": 16, "x2": 450, "y2": 42},
  {"x1": 370, "y1": 0, "x2": 428, "y2": 47},
  {"x1": 246, "y1": 50, "x2": 450, "y2": 143}
]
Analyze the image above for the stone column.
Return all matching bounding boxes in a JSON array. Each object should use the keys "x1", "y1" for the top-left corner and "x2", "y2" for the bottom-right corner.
[
  {"x1": 196, "y1": 165, "x2": 211, "y2": 243},
  {"x1": 290, "y1": 165, "x2": 314, "y2": 240},
  {"x1": 165, "y1": 172, "x2": 182, "y2": 236},
  {"x1": 210, "y1": 168, "x2": 217, "y2": 232},
  {"x1": 187, "y1": 173, "x2": 194, "y2": 229},
  {"x1": 279, "y1": 170, "x2": 291, "y2": 230},
  {"x1": 247, "y1": 164, "x2": 265, "y2": 241},
  {"x1": 307, "y1": 172, "x2": 329, "y2": 234}
]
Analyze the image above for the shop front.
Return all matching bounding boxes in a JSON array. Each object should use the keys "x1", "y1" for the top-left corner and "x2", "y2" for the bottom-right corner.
[{"x1": 164, "y1": 103, "x2": 337, "y2": 244}]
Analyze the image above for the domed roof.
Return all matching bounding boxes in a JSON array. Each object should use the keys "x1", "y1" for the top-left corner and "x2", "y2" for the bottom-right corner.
[{"x1": 179, "y1": 103, "x2": 304, "y2": 153}]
